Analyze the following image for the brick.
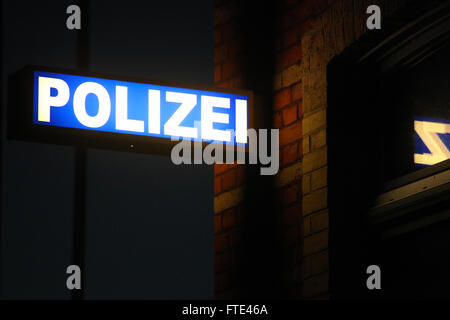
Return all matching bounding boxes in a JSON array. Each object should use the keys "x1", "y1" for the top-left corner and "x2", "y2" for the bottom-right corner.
[
  {"x1": 342, "y1": 0, "x2": 355, "y2": 46},
  {"x1": 311, "y1": 210, "x2": 328, "y2": 233},
  {"x1": 285, "y1": 225, "x2": 299, "y2": 245},
  {"x1": 297, "y1": 19, "x2": 313, "y2": 38},
  {"x1": 303, "y1": 147, "x2": 326, "y2": 173},
  {"x1": 215, "y1": 233, "x2": 228, "y2": 253},
  {"x1": 215, "y1": 64, "x2": 222, "y2": 83},
  {"x1": 215, "y1": 163, "x2": 237, "y2": 176},
  {"x1": 293, "y1": 1, "x2": 320, "y2": 24},
  {"x1": 303, "y1": 230, "x2": 328, "y2": 256},
  {"x1": 303, "y1": 250, "x2": 329, "y2": 279},
  {"x1": 282, "y1": 104, "x2": 298, "y2": 126},
  {"x1": 215, "y1": 28, "x2": 222, "y2": 44},
  {"x1": 303, "y1": 187, "x2": 327, "y2": 216},
  {"x1": 303, "y1": 272, "x2": 328, "y2": 298},
  {"x1": 227, "y1": 75, "x2": 245, "y2": 89},
  {"x1": 314, "y1": 0, "x2": 328, "y2": 13},
  {"x1": 215, "y1": 176, "x2": 222, "y2": 195},
  {"x1": 311, "y1": 166, "x2": 327, "y2": 191},
  {"x1": 283, "y1": 27, "x2": 299, "y2": 48},
  {"x1": 222, "y1": 22, "x2": 237, "y2": 41},
  {"x1": 303, "y1": 216, "x2": 311, "y2": 236},
  {"x1": 302, "y1": 135, "x2": 310, "y2": 154},
  {"x1": 279, "y1": 11, "x2": 294, "y2": 30},
  {"x1": 284, "y1": 244, "x2": 302, "y2": 266},
  {"x1": 276, "y1": 44, "x2": 302, "y2": 71},
  {"x1": 214, "y1": 187, "x2": 244, "y2": 213},
  {"x1": 273, "y1": 111, "x2": 282, "y2": 128},
  {"x1": 215, "y1": 3, "x2": 234, "y2": 25},
  {"x1": 302, "y1": 174, "x2": 311, "y2": 195},
  {"x1": 214, "y1": 214, "x2": 222, "y2": 233},
  {"x1": 273, "y1": 72, "x2": 282, "y2": 91},
  {"x1": 274, "y1": 88, "x2": 291, "y2": 110},
  {"x1": 320, "y1": 4, "x2": 338, "y2": 59},
  {"x1": 310, "y1": 250, "x2": 329, "y2": 275},
  {"x1": 216, "y1": 288, "x2": 240, "y2": 300},
  {"x1": 236, "y1": 205, "x2": 244, "y2": 222},
  {"x1": 292, "y1": 82, "x2": 302, "y2": 101},
  {"x1": 283, "y1": 0, "x2": 299, "y2": 8},
  {"x1": 282, "y1": 63, "x2": 301, "y2": 87},
  {"x1": 222, "y1": 58, "x2": 239, "y2": 80},
  {"x1": 298, "y1": 136, "x2": 303, "y2": 158},
  {"x1": 229, "y1": 36, "x2": 243, "y2": 57},
  {"x1": 284, "y1": 268, "x2": 300, "y2": 287},
  {"x1": 215, "y1": 270, "x2": 232, "y2": 293},
  {"x1": 275, "y1": 162, "x2": 302, "y2": 188},
  {"x1": 302, "y1": 109, "x2": 326, "y2": 135},
  {"x1": 311, "y1": 129, "x2": 326, "y2": 149},
  {"x1": 215, "y1": 251, "x2": 234, "y2": 273},
  {"x1": 229, "y1": 228, "x2": 242, "y2": 247},
  {"x1": 291, "y1": 265, "x2": 302, "y2": 286},
  {"x1": 282, "y1": 204, "x2": 300, "y2": 226},
  {"x1": 280, "y1": 122, "x2": 301, "y2": 146},
  {"x1": 215, "y1": 44, "x2": 227, "y2": 63},
  {"x1": 282, "y1": 143, "x2": 298, "y2": 166},
  {"x1": 298, "y1": 101, "x2": 302, "y2": 119},
  {"x1": 304, "y1": 21, "x2": 325, "y2": 65},
  {"x1": 222, "y1": 169, "x2": 236, "y2": 191},
  {"x1": 236, "y1": 166, "x2": 245, "y2": 186},
  {"x1": 302, "y1": 68, "x2": 327, "y2": 113},
  {"x1": 223, "y1": 208, "x2": 236, "y2": 229},
  {"x1": 283, "y1": 184, "x2": 299, "y2": 206},
  {"x1": 217, "y1": 79, "x2": 230, "y2": 88}
]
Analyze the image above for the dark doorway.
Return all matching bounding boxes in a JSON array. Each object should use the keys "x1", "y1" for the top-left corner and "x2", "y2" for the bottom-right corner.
[{"x1": 327, "y1": 1, "x2": 450, "y2": 299}]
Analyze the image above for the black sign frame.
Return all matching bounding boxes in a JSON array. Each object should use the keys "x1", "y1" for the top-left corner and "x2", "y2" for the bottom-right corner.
[{"x1": 8, "y1": 65, "x2": 254, "y2": 156}]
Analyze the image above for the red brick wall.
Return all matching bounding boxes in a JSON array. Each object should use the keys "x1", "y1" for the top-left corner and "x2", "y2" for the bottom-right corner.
[
  {"x1": 213, "y1": 0, "x2": 325, "y2": 300},
  {"x1": 213, "y1": 0, "x2": 246, "y2": 299},
  {"x1": 213, "y1": 0, "x2": 408, "y2": 299}
]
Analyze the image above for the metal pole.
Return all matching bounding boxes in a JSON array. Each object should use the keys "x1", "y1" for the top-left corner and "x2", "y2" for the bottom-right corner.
[
  {"x1": 72, "y1": 0, "x2": 90, "y2": 301},
  {"x1": 0, "y1": 2, "x2": 4, "y2": 295}
]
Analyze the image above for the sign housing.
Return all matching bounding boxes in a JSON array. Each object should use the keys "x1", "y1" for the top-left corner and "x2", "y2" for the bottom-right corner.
[{"x1": 8, "y1": 66, "x2": 253, "y2": 155}]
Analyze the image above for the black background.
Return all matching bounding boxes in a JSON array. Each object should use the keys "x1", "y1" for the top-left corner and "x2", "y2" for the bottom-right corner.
[{"x1": 1, "y1": 0, "x2": 214, "y2": 299}]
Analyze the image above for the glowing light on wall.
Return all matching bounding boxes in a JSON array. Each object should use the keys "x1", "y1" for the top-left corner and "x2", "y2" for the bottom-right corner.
[{"x1": 414, "y1": 117, "x2": 450, "y2": 166}]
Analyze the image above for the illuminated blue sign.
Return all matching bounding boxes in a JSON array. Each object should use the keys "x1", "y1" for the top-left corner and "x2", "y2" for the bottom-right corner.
[
  {"x1": 33, "y1": 71, "x2": 249, "y2": 145},
  {"x1": 414, "y1": 117, "x2": 450, "y2": 166}
]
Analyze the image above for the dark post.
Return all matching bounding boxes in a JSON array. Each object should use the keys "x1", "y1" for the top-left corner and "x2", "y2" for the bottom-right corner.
[
  {"x1": 72, "y1": 0, "x2": 90, "y2": 300},
  {"x1": 0, "y1": 2, "x2": 3, "y2": 293}
]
